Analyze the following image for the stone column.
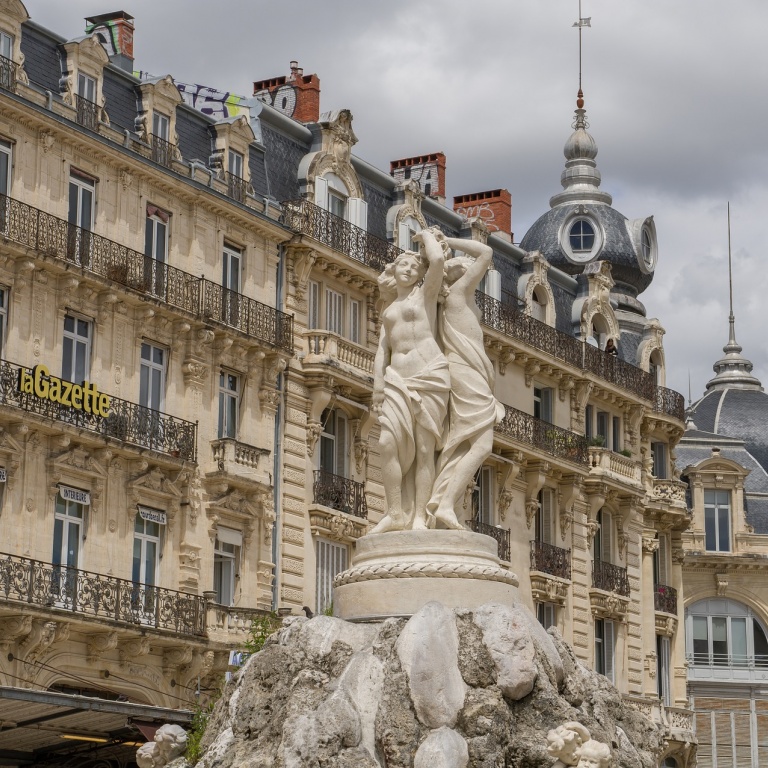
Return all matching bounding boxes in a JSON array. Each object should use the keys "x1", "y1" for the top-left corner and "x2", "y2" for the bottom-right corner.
[
  {"x1": 670, "y1": 535, "x2": 688, "y2": 707},
  {"x1": 641, "y1": 531, "x2": 659, "y2": 699}
]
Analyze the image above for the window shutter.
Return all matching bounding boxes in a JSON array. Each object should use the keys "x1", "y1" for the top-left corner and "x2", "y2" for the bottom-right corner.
[
  {"x1": 541, "y1": 489, "x2": 553, "y2": 544},
  {"x1": 347, "y1": 198, "x2": 367, "y2": 229},
  {"x1": 398, "y1": 221, "x2": 410, "y2": 250},
  {"x1": 326, "y1": 289, "x2": 343, "y2": 335},
  {"x1": 604, "y1": 620, "x2": 615, "y2": 683},
  {"x1": 480, "y1": 467, "x2": 493, "y2": 524},
  {"x1": 336, "y1": 412, "x2": 348, "y2": 477},
  {"x1": 309, "y1": 281, "x2": 320, "y2": 331},
  {"x1": 658, "y1": 534, "x2": 669, "y2": 586},
  {"x1": 542, "y1": 388, "x2": 553, "y2": 423},
  {"x1": 349, "y1": 300, "x2": 361, "y2": 344},
  {"x1": 602, "y1": 511, "x2": 613, "y2": 563},
  {"x1": 314, "y1": 176, "x2": 329, "y2": 211}
]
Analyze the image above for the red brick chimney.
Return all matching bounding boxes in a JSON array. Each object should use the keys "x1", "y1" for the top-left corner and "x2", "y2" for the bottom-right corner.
[
  {"x1": 390, "y1": 152, "x2": 446, "y2": 203},
  {"x1": 254, "y1": 61, "x2": 320, "y2": 123},
  {"x1": 453, "y1": 189, "x2": 512, "y2": 242},
  {"x1": 85, "y1": 11, "x2": 135, "y2": 72}
]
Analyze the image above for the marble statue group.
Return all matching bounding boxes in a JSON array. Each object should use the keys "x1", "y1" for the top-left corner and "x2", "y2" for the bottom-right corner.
[{"x1": 371, "y1": 227, "x2": 505, "y2": 535}]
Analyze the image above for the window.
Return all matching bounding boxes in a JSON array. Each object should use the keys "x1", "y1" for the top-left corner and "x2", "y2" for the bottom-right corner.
[
  {"x1": 569, "y1": 219, "x2": 595, "y2": 252},
  {"x1": 585, "y1": 404, "x2": 594, "y2": 440},
  {"x1": 594, "y1": 508, "x2": 613, "y2": 564},
  {"x1": 704, "y1": 489, "x2": 730, "y2": 552},
  {"x1": 328, "y1": 190, "x2": 346, "y2": 219},
  {"x1": 472, "y1": 466, "x2": 494, "y2": 525},
  {"x1": 132, "y1": 514, "x2": 160, "y2": 586},
  {"x1": 537, "y1": 602, "x2": 557, "y2": 630},
  {"x1": 228, "y1": 149, "x2": 244, "y2": 179},
  {"x1": 688, "y1": 599, "x2": 768, "y2": 668},
  {"x1": 0, "y1": 287, "x2": 7, "y2": 359},
  {"x1": 533, "y1": 386, "x2": 553, "y2": 423},
  {"x1": 316, "y1": 538, "x2": 347, "y2": 613},
  {"x1": 308, "y1": 281, "x2": 320, "y2": 331},
  {"x1": 68, "y1": 172, "x2": 95, "y2": 266},
  {"x1": 0, "y1": 31, "x2": 12, "y2": 61},
  {"x1": 320, "y1": 408, "x2": 348, "y2": 477},
  {"x1": 144, "y1": 207, "x2": 169, "y2": 297},
  {"x1": 62, "y1": 315, "x2": 91, "y2": 383},
  {"x1": 218, "y1": 371, "x2": 239, "y2": 439},
  {"x1": 52, "y1": 490, "x2": 85, "y2": 603},
  {"x1": 594, "y1": 618, "x2": 615, "y2": 682},
  {"x1": 531, "y1": 286, "x2": 547, "y2": 323},
  {"x1": 536, "y1": 488, "x2": 554, "y2": 544},
  {"x1": 139, "y1": 343, "x2": 165, "y2": 411},
  {"x1": 398, "y1": 215, "x2": 422, "y2": 251},
  {"x1": 651, "y1": 442, "x2": 668, "y2": 479},
  {"x1": 596, "y1": 411, "x2": 608, "y2": 447},
  {"x1": 0, "y1": 139, "x2": 10, "y2": 197},
  {"x1": 221, "y1": 244, "x2": 241, "y2": 325},
  {"x1": 214, "y1": 527, "x2": 242, "y2": 606},
  {"x1": 653, "y1": 533, "x2": 670, "y2": 587},
  {"x1": 641, "y1": 227, "x2": 654, "y2": 269},
  {"x1": 152, "y1": 111, "x2": 169, "y2": 142},
  {"x1": 349, "y1": 299, "x2": 361, "y2": 344},
  {"x1": 325, "y1": 288, "x2": 344, "y2": 336},
  {"x1": 657, "y1": 635, "x2": 671, "y2": 706},
  {"x1": 612, "y1": 416, "x2": 621, "y2": 452},
  {"x1": 77, "y1": 72, "x2": 96, "y2": 102}
]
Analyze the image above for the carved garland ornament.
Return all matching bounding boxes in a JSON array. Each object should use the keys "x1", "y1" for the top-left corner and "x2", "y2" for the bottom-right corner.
[{"x1": 333, "y1": 562, "x2": 518, "y2": 587}]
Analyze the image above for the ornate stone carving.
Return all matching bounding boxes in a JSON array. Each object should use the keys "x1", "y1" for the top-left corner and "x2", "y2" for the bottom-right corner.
[
  {"x1": 87, "y1": 630, "x2": 118, "y2": 662},
  {"x1": 333, "y1": 561, "x2": 519, "y2": 587},
  {"x1": 547, "y1": 722, "x2": 612, "y2": 768},
  {"x1": 306, "y1": 421, "x2": 322, "y2": 457},
  {"x1": 715, "y1": 572, "x2": 728, "y2": 596}
]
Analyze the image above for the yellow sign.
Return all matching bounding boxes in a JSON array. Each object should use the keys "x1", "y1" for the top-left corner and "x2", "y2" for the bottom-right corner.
[{"x1": 18, "y1": 364, "x2": 111, "y2": 417}]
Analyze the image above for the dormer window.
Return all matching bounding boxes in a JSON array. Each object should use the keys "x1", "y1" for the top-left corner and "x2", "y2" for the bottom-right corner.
[
  {"x1": 228, "y1": 149, "x2": 244, "y2": 180},
  {"x1": 641, "y1": 227, "x2": 653, "y2": 267},
  {"x1": 0, "y1": 31, "x2": 11, "y2": 61},
  {"x1": 704, "y1": 490, "x2": 730, "y2": 552},
  {"x1": 153, "y1": 111, "x2": 169, "y2": 142},
  {"x1": 76, "y1": 72, "x2": 98, "y2": 130},
  {"x1": 226, "y1": 150, "x2": 246, "y2": 203},
  {"x1": 328, "y1": 189, "x2": 346, "y2": 219},
  {"x1": 560, "y1": 212, "x2": 603, "y2": 264}
]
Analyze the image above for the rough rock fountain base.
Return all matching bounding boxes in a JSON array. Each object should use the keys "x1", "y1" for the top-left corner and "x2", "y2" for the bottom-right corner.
[
  {"x1": 193, "y1": 599, "x2": 667, "y2": 768},
  {"x1": 334, "y1": 530, "x2": 519, "y2": 621}
]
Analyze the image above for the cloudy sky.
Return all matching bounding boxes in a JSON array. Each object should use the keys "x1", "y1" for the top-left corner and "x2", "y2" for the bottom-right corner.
[{"x1": 24, "y1": 0, "x2": 768, "y2": 401}]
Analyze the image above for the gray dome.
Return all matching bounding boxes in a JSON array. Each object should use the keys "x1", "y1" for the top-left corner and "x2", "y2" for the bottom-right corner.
[
  {"x1": 519, "y1": 99, "x2": 655, "y2": 300},
  {"x1": 519, "y1": 203, "x2": 653, "y2": 297}
]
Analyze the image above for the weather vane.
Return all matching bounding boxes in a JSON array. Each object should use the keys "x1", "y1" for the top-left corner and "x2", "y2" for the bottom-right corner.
[{"x1": 572, "y1": 0, "x2": 591, "y2": 108}]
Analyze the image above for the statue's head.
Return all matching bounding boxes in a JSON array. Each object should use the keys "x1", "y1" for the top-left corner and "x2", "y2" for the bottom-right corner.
[
  {"x1": 546, "y1": 722, "x2": 590, "y2": 766},
  {"x1": 378, "y1": 251, "x2": 428, "y2": 302},
  {"x1": 443, "y1": 255, "x2": 474, "y2": 286},
  {"x1": 575, "y1": 739, "x2": 611, "y2": 768}
]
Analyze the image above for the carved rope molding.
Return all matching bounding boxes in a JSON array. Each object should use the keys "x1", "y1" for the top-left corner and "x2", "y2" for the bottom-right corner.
[{"x1": 333, "y1": 562, "x2": 519, "y2": 587}]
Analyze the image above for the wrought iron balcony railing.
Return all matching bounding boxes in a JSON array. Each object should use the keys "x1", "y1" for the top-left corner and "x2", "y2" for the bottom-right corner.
[
  {"x1": 530, "y1": 540, "x2": 572, "y2": 580},
  {"x1": 0, "y1": 358, "x2": 197, "y2": 461},
  {"x1": 0, "y1": 551, "x2": 206, "y2": 636},
  {"x1": 150, "y1": 133, "x2": 176, "y2": 168},
  {"x1": 282, "y1": 198, "x2": 402, "y2": 272},
  {"x1": 654, "y1": 583, "x2": 678, "y2": 615},
  {"x1": 75, "y1": 94, "x2": 99, "y2": 130},
  {"x1": 468, "y1": 519, "x2": 510, "y2": 562},
  {"x1": 476, "y1": 292, "x2": 685, "y2": 421},
  {"x1": 224, "y1": 172, "x2": 248, "y2": 204},
  {"x1": 312, "y1": 469, "x2": 368, "y2": 519},
  {"x1": 495, "y1": 404, "x2": 589, "y2": 465},
  {"x1": 0, "y1": 54, "x2": 18, "y2": 93},
  {"x1": 592, "y1": 559, "x2": 630, "y2": 597},
  {"x1": 0, "y1": 194, "x2": 294, "y2": 353}
]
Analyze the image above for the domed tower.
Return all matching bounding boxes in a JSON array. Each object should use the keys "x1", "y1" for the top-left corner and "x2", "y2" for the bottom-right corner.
[{"x1": 520, "y1": 91, "x2": 658, "y2": 324}]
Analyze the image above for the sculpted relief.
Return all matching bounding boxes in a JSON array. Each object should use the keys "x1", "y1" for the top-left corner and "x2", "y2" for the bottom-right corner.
[{"x1": 371, "y1": 228, "x2": 504, "y2": 534}]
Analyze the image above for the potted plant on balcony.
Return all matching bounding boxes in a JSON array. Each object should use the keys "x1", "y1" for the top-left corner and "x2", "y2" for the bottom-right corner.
[{"x1": 587, "y1": 436, "x2": 606, "y2": 448}]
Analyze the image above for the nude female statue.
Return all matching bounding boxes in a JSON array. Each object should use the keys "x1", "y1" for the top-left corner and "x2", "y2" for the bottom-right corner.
[
  {"x1": 426, "y1": 233, "x2": 505, "y2": 529},
  {"x1": 370, "y1": 229, "x2": 450, "y2": 533}
]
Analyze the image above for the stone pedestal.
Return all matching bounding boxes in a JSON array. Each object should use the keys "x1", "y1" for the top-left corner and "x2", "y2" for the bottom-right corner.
[{"x1": 333, "y1": 530, "x2": 519, "y2": 621}]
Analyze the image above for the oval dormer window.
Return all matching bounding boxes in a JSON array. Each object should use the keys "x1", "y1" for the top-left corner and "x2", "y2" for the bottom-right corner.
[{"x1": 569, "y1": 219, "x2": 595, "y2": 253}]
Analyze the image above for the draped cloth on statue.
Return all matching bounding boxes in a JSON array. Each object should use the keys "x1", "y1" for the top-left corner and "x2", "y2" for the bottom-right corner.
[
  {"x1": 428, "y1": 311, "x2": 505, "y2": 518},
  {"x1": 379, "y1": 358, "x2": 450, "y2": 521}
]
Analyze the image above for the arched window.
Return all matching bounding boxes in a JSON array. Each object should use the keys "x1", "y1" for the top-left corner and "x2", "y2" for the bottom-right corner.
[
  {"x1": 531, "y1": 286, "x2": 547, "y2": 323},
  {"x1": 686, "y1": 598, "x2": 768, "y2": 669},
  {"x1": 398, "y1": 215, "x2": 422, "y2": 251},
  {"x1": 649, "y1": 349, "x2": 663, "y2": 384},
  {"x1": 569, "y1": 219, "x2": 595, "y2": 252}
]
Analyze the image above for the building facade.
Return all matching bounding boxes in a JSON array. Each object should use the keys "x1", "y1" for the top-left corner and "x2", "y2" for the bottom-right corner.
[{"x1": 0, "y1": 3, "x2": 693, "y2": 765}]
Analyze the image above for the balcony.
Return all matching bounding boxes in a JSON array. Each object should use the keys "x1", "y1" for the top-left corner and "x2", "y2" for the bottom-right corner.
[
  {"x1": 0, "y1": 551, "x2": 206, "y2": 636},
  {"x1": 0, "y1": 194, "x2": 294, "y2": 353},
  {"x1": 495, "y1": 404, "x2": 589, "y2": 465},
  {"x1": 468, "y1": 519, "x2": 510, "y2": 562},
  {"x1": 303, "y1": 330, "x2": 375, "y2": 378},
  {"x1": 312, "y1": 469, "x2": 368, "y2": 519},
  {"x1": 150, "y1": 133, "x2": 176, "y2": 168},
  {"x1": 476, "y1": 293, "x2": 685, "y2": 420},
  {"x1": 592, "y1": 559, "x2": 630, "y2": 597},
  {"x1": 211, "y1": 438, "x2": 269, "y2": 472},
  {"x1": 0, "y1": 358, "x2": 197, "y2": 461},
  {"x1": 530, "y1": 540, "x2": 571, "y2": 580},
  {"x1": 588, "y1": 447, "x2": 642, "y2": 487},
  {"x1": 0, "y1": 54, "x2": 18, "y2": 93},
  {"x1": 224, "y1": 172, "x2": 248, "y2": 204},
  {"x1": 282, "y1": 198, "x2": 401, "y2": 272},
  {"x1": 687, "y1": 652, "x2": 768, "y2": 683},
  {"x1": 654, "y1": 583, "x2": 677, "y2": 615},
  {"x1": 650, "y1": 479, "x2": 688, "y2": 509},
  {"x1": 75, "y1": 94, "x2": 99, "y2": 131}
]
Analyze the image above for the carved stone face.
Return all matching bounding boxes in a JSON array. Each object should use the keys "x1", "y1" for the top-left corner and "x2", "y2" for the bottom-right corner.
[{"x1": 393, "y1": 253, "x2": 425, "y2": 287}]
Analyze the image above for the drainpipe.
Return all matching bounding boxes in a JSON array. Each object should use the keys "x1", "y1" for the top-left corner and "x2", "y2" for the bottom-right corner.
[{"x1": 271, "y1": 240, "x2": 287, "y2": 610}]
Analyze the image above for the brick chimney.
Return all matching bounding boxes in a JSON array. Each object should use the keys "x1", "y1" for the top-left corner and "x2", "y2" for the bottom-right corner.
[
  {"x1": 390, "y1": 152, "x2": 446, "y2": 203},
  {"x1": 85, "y1": 11, "x2": 135, "y2": 73},
  {"x1": 254, "y1": 61, "x2": 321, "y2": 123},
  {"x1": 453, "y1": 189, "x2": 512, "y2": 242}
]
